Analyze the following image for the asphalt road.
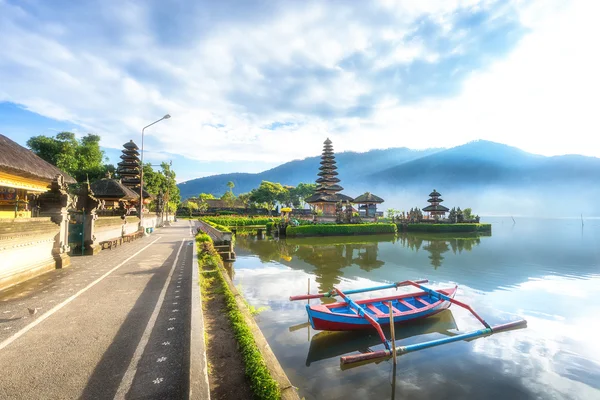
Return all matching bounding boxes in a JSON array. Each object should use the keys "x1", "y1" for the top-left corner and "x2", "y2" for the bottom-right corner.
[{"x1": 0, "y1": 220, "x2": 197, "y2": 400}]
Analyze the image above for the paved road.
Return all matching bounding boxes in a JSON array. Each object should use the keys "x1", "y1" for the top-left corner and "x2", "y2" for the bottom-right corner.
[{"x1": 0, "y1": 220, "x2": 198, "y2": 400}]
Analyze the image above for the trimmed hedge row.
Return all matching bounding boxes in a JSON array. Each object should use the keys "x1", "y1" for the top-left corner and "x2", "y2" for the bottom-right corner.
[
  {"x1": 286, "y1": 223, "x2": 397, "y2": 237},
  {"x1": 202, "y1": 219, "x2": 231, "y2": 232},
  {"x1": 403, "y1": 223, "x2": 492, "y2": 233},
  {"x1": 202, "y1": 216, "x2": 276, "y2": 227}
]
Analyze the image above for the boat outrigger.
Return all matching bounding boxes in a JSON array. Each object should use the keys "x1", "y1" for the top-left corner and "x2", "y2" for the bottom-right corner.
[{"x1": 290, "y1": 279, "x2": 527, "y2": 366}]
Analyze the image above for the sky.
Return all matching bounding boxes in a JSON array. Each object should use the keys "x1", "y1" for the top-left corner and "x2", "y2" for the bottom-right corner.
[{"x1": 1, "y1": 0, "x2": 599, "y2": 183}]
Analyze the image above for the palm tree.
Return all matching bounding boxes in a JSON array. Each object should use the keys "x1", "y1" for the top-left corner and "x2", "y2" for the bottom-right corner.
[{"x1": 227, "y1": 181, "x2": 234, "y2": 193}]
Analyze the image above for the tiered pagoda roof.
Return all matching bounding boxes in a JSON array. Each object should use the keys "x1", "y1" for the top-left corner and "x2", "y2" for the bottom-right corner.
[
  {"x1": 306, "y1": 138, "x2": 352, "y2": 204},
  {"x1": 117, "y1": 140, "x2": 141, "y2": 188},
  {"x1": 422, "y1": 189, "x2": 449, "y2": 213}
]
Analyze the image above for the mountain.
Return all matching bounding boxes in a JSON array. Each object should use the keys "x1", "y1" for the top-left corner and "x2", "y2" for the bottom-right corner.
[
  {"x1": 177, "y1": 147, "x2": 440, "y2": 199},
  {"x1": 177, "y1": 140, "x2": 600, "y2": 216},
  {"x1": 368, "y1": 140, "x2": 600, "y2": 187}
]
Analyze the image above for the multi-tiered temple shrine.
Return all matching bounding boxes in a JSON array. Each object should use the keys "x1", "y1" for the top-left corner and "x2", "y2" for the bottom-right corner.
[
  {"x1": 114, "y1": 140, "x2": 151, "y2": 210},
  {"x1": 117, "y1": 141, "x2": 141, "y2": 190},
  {"x1": 305, "y1": 138, "x2": 353, "y2": 215},
  {"x1": 422, "y1": 189, "x2": 449, "y2": 218}
]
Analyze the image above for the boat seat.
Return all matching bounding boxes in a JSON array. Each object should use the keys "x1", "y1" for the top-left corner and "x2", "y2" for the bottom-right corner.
[
  {"x1": 398, "y1": 299, "x2": 417, "y2": 311},
  {"x1": 415, "y1": 297, "x2": 431, "y2": 306},
  {"x1": 366, "y1": 304, "x2": 386, "y2": 317}
]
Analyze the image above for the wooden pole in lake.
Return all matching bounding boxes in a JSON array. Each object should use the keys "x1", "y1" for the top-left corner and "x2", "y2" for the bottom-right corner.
[
  {"x1": 389, "y1": 301, "x2": 397, "y2": 365},
  {"x1": 581, "y1": 214, "x2": 584, "y2": 227}
]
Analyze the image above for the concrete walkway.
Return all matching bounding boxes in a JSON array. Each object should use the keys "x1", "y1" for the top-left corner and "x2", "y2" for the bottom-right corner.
[{"x1": 0, "y1": 220, "x2": 208, "y2": 400}]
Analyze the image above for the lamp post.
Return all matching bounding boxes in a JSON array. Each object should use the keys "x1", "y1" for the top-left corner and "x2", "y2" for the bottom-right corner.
[{"x1": 139, "y1": 114, "x2": 171, "y2": 234}]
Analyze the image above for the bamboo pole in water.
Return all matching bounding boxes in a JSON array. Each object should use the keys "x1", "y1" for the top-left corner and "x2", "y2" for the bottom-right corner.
[{"x1": 389, "y1": 301, "x2": 397, "y2": 365}]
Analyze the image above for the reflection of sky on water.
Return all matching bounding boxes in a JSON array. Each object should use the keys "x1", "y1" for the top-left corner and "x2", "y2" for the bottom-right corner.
[{"x1": 232, "y1": 219, "x2": 600, "y2": 399}]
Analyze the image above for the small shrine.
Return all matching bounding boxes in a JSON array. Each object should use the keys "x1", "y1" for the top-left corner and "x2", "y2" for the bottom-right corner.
[
  {"x1": 353, "y1": 192, "x2": 384, "y2": 217},
  {"x1": 422, "y1": 189, "x2": 449, "y2": 218},
  {"x1": 90, "y1": 172, "x2": 139, "y2": 214},
  {"x1": 305, "y1": 138, "x2": 353, "y2": 215}
]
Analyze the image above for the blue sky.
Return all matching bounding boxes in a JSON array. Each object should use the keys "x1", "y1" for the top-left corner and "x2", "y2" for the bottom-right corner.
[{"x1": 1, "y1": 0, "x2": 598, "y2": 182}]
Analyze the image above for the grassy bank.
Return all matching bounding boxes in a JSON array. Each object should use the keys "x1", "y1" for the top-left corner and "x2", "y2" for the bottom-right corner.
[
  {"x1": 196, "y1": 233, "x2": 281, "y2": 399},
  {"x1": 401, "y1": 223, "x2": 492, "y2": 233},
  {"x1": 286, "y1": 223, "x2": 397, "y2": 237}
]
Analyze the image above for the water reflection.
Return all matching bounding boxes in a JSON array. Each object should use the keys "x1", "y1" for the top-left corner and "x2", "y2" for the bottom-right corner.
[
  {"x1": 232, "y1": 219, "x2": 600, "y2": 399},
  {"x1": 305, "y1": 310, "x2": 458, "y2": 367}
]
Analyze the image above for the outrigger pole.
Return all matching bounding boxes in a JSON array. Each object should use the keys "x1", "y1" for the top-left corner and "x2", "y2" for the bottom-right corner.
[
  {"x1": 289, "y1": 279, "x2": 429, "y2": 301},
  {"x1": 340, "y1": 280, "x2": 527, "y2": 365}
]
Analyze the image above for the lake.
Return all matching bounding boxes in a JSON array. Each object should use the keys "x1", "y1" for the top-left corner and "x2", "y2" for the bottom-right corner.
[{"x1": 229, "y1": 218, "x2": 600, "y2": 400}]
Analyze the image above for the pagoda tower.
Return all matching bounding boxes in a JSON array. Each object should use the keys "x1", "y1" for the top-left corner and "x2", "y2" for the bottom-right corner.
[
  {"x1": 306, "y1": 138, "x2": 353, "y2": 215},
  {"x1": 117, "y1": 140, "x2": 141, "y2": 190},
  {"x1": 315, "y1": 138, "x2": 343, "y2": 195},
  {"x1": 422, "y1": 189, "x2": 449, "y2": 218}
]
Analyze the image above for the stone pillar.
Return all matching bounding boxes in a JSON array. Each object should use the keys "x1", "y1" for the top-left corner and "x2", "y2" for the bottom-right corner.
[
  {"x1": 76, "y1": 181, "x2": 101, "y2": 255},
  {"x1": 38, "y1": 175, "x2": 72, "y2": 268}
]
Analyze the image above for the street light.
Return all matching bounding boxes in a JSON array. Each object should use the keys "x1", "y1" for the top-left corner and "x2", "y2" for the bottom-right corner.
[{"x1": 139, "y1": 114, "x2": 171, "y2": 233}]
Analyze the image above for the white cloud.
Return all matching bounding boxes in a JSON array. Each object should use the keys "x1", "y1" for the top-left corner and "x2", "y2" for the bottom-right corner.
[{"x1": 0, "y1": 0, "x2": 598, "y2": 182}]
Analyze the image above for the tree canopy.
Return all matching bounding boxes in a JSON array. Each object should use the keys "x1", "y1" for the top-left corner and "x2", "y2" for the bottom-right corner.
[{"x1": 27, "y1": 132, "x2": 111, "y2": 182}]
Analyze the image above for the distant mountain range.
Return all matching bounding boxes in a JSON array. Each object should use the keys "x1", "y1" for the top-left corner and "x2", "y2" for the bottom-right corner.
[{"x1": 177, "y1": 140, "x2": 600, "y2": 217}]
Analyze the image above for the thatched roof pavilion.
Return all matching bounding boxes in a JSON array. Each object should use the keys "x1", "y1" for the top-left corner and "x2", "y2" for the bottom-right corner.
[
  {"x1": 0, "y1": 134, "x2": 76, "y2": 218},
  {"x1": 352, "y1": 192, "x2": 384, "y2": 217},
  {"x1": 0, "y1": 134, "x2": 76, "y2": 188}
]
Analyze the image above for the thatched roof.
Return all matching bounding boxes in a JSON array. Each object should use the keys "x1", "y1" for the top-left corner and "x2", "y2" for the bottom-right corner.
[
  {"x1": 0, "y1": 134, "x2": 76, "y2": 184},
  {"x1": 429, "y1": 189, "x2": 442, "y2": 197},
  {"x1": 305, "y1": 193, "x2": 354, "y2": 203},
  {"x1": 422, "y1": 204, "x2": 449, "y2": 212},
  {"x1": 324, "y1": 138, "x2": 332, "y2": 145},
  {"x1": 90, "y1": 178, "x2": 139, "y2": 200},
  {"x1": 316, "y1": 184, "x2": 344, "y2": 192},
  {"x1": 353, "y1": 192, "x2": 384, "y2": 203}
]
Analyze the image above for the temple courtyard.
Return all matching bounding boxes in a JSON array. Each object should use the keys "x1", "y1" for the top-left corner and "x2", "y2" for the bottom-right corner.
[{"x1": 0, "y1": 221, "x2": 206, "y2": 400}]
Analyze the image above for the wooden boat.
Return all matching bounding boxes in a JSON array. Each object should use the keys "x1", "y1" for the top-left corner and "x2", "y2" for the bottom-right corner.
[
  {"x1": 306, "y1": 286, "x2": 457, "y2": 331},
  {"x1": 290, "y1": 279, "x2": 527, "y2": 366}
]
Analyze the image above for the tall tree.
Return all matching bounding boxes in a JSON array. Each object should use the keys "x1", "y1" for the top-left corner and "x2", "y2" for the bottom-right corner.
[
  {"x1": 249, "y1": 181, "x2": 286, "y2": 212},
  {"x1": 27, "y1": 132, "x2": 111, "y2": 182},
  {"x1": 226, "y1": 181, "x2": 235, "y2": 193}
]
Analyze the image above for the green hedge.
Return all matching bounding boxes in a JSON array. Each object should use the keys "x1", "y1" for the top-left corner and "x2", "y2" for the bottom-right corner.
[
  {"x1": 203, "y1": 219, "x2": 231, "y2": 232},
  {"x1": 286, "y1": 223, "x2": 397, "y2": 237},
  {"x1": 265, "y1": 221, "x2": 275, "y2": 235},
  {"x1": 403, "y1": 223, "x2": 492, "y2": 233},
  {"x1": 202, "y1": 216, "x2": 276, "y2": 227}
]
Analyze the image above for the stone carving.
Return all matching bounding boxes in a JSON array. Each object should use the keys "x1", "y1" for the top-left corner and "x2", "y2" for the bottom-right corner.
[
  {"x1": 75, "y1": 181, "x2": 101, "y2": 255},
  {"x1": 37, "y1": 174, "x2": 72, "y2": 268}
]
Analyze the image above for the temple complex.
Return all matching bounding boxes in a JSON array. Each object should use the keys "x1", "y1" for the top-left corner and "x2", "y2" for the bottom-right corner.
[
  {"x1": 305, "y1": 138, "x2": 353, "y2": 215},
  {"x1": 422, "y1": 189, "x2": 449, "y2": 218},
  {"x1": 0, "y1": 134, "x2": 76, "y2": 218}
]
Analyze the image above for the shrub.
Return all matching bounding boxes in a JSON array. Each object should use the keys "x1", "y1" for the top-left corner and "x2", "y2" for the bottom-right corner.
[
  {"x1": 203, "y1": 219, "x2": 231, "y2": 232},
  {"x1": 286, "y1": 223, "x2": 397, "y2": 237},
  {"x1": 404, "y1": 223, "x2": 492, "y2": 233}
]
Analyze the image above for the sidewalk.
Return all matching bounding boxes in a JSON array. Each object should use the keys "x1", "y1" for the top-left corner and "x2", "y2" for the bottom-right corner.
[{"x1": 0, "y1": 221, "x2": 209, "y2": 400}]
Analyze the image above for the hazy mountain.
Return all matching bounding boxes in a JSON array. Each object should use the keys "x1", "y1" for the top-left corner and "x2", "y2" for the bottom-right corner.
[
  {"x1": 177, "y1": 147, "x2": 440, "y2": 199},
  {"x1": 177, "y1": 140, "x2": 600, "y2": 216}
]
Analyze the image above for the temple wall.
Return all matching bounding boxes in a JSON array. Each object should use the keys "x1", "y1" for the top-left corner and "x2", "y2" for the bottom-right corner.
[
  {"x1": 95, "y1": 216, "x2": 143, "y2": 242},
  {"x1": 95, "y1": 216, "x2": 125, "y2": 243},
  {"x1": 0, "y1": 218, "x2": 59, "y2": 291}
]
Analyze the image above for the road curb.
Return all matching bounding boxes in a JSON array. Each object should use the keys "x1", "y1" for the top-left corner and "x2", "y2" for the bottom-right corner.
[{"x1": 189, "y1": 235, "x2": 211, "y2": 400}]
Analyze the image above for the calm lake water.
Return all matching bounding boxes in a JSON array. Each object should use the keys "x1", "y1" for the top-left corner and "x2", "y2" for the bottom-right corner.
[{"x1": 230, "y1": 218, "x2": 600, "y2": 400}]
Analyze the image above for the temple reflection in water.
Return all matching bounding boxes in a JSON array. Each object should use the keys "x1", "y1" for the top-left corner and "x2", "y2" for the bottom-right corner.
[{"x1": 234, "y1": 232, "x2": 489, "y2": 294}]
